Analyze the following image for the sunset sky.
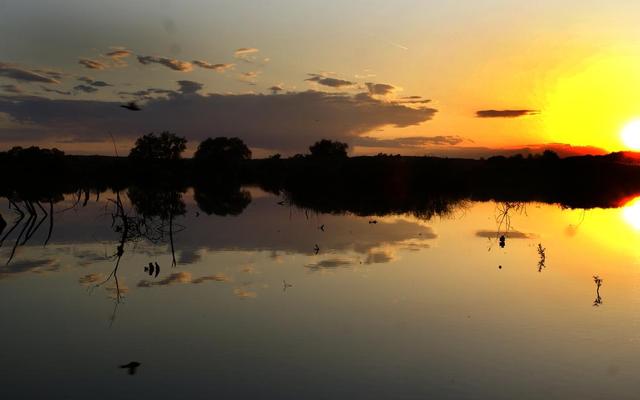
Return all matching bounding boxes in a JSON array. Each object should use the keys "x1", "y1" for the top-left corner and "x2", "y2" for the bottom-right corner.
[{"x1": 2, "y1": 0, "x2": 640, "y2": 157}]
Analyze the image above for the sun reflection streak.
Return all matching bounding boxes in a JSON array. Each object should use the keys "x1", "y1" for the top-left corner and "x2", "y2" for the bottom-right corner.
[{"x1": 622, "y1": 197, "x2": 640, "y2": 230}]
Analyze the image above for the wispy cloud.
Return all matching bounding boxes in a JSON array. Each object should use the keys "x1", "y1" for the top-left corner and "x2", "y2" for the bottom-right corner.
[
  {"x1": 234, "y1": 47, "x2": 260, "y2": 62},
  {"x1": 306, "y1": 73, "x2": 355, "y2": 88},
  {"x1": 366, "y1": 82, "x2": 397, "y2": 96},
  {"x1": 0, "y1": 62, "x2": 61, "y2": 83},
  {"x1": 137, "y1": 55, "x2": 193, "y2": 71},
  {"x1": 1, "y1": 83, "x2": 22, "y2": 93},
  {"x1": 192, "y1": 60, "x2": 234, "y2": 72},
  {"x1": 78, "y1": 58, "x2": 107, "y2": 70},
  {"x1": 476, "y1": 109, "x2": 539, "y2": 118}
]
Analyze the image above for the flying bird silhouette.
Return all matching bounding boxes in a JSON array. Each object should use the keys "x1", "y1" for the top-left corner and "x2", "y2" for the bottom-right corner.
[
  {"x1": 119, "y1": 361, "x2": 141, "y2": 375},
  {"x1": 319, "y1": 224, "x2": 325, "y2": 231},
  {"x1": 314, "y1": 244, "x2": 320, "y2": 255},
  {"x1": 120, "y1": 101, "x2": 141, "y2": 111}
]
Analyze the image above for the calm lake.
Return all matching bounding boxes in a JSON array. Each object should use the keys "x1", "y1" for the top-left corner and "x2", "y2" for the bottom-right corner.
[{"x1": 2, "y1": 187, "x2": 640, "y2": 399}]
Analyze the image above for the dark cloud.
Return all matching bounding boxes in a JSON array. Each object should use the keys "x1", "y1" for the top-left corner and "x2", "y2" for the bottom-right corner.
[
  {"x1": 476, "y1": 109, "x2": 539, "y2": 118},
  {"x1": 192, "y1": 60, "x2": 234, "y2": 72},
  {"x1": 355, "y1": 135, "x2": 465, "y2": 148},
  {"x1": 475, "y1": 230, "x2": 537, "y2": 239},
  {"x1": 137, "y1": 55, "x2": 192, "y2": 71},
  {"x1": 77, "y1": 77, "x2": 111, "y2": 87},
  {"x1": 138, "y1": 271, "x2": 229, "y2": 287},
  {"x1": 306, "y1": 258, "x2": 352, "y2": 272},
  {"x1": 78, "y1": 58, "x2": 107, "y2": 70},
  {"x1": 0, "y1": 258, "x2": 59, "y2": 280},
  {"x1": 268, "y1": 85, "x2": 284, "y2": 94},
  {"x1": 306, "y1": 74, "x2": 355, "y2": 88},
  {"x1": 364, "y1": 250, "x2": 394, "y2": 264},
  {"x1": 1, "y1": 84, "x2": 22, "y2": 94},
  {"x1": 177, "y1": 80, "x2": 203, "y2": 94},
  {"x1": 40, "y1": 86, "x2": 72, "y2": 95},
  {"x1": 192, "y1": 274, "x2": 229, "y2": 284},
  {"x1": 73, "y1": 84, "x2": 98, "y2": 94},
  {"x1": 0, "y1": 62, "x2": 60, "y2": 83},
  {"x1": 0, "y1": 89, "x2": 436, "y2": 152},
  {"x1": 366, "y1": 82, "x2": 396, "y2": 96},
  {"x1": 118, "y1": 87, "x2": 176, "y2": 99}
]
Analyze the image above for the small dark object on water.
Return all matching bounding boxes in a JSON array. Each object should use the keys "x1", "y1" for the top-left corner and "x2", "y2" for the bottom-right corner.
[
  {"x1": 498, "y1": 265, "x2": 502, "y2": 269},
  {"x1": 119, "y1": 361, "x2": 141, "y2": 375},
  {"x1": 120, "y1": 101, "x2": 141, "y2": 111},
  {"x1": 369, "y1": 220, "x2": 378, "y2": 224},
  {"x1": 144, "y1": 262, "x2": 154, "y2": 276},
  {"x1": 499, "y1": 235, "x2": 506, "y2": 248}
]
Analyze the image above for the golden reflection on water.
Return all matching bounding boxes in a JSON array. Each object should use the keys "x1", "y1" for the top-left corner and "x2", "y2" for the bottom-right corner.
[{"x1": 622, "y1": 196, "x2": 640, "y2": 231}]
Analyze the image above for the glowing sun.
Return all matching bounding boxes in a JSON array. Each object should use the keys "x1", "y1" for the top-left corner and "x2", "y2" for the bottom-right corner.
[{"x1": 621, "y1": 120, "x2": 640, "y2": 150}]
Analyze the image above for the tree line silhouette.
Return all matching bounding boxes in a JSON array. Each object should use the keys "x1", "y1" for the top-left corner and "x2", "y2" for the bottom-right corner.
[{"x1": 3, "y1": 132, "x2": 640, "y2": 215}]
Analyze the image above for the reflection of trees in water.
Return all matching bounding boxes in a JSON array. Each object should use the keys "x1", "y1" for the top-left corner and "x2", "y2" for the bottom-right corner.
[
  {"x1": 128, "y1": 185, "x2": 187, "y2": 267},
  {"x1": 495, "y1": 202, "x2": 526, "y2": 238},
  {"x1": 194, "y1": 183, "x2": 251, "y2": 216}
]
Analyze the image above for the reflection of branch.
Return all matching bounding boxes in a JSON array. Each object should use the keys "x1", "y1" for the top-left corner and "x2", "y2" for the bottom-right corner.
[
  {"x1": 495, "y1": 202, "x2": 526, "y2": 236},
  {"x1": 537, "y1": 243, "x2": 546, "y2": 272},
  {"x1": 96, "y1": 192, "x2": 129, "y2": 304},
  {"x1": 593, "y1": 275, "x2": 603, "y2": 307}
]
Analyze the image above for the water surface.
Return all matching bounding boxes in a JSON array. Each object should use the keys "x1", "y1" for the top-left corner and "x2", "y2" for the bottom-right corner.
[{"x1": 1, "y1": 188, "x2": 640, "y2": 399}]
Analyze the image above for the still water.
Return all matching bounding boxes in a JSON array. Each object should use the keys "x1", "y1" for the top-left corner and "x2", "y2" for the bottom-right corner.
[{"x1": 1, "y1": 188, "x2": 640, "y2": 399}]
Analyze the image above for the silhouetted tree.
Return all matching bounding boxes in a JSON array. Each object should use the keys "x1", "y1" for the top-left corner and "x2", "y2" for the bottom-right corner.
[
  {"x1": 195, "y1": 137, "x2": 251, "y2": 163},
  {"x1": 309, "y1": 139, "x2": 349, "y2": 158},
  {"x1": 129, "y1": 132, "x2": 187, "y2": 162}
]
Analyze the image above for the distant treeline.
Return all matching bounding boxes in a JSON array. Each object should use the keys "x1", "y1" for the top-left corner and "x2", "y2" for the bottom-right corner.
[{"x1": 3, "y1": 133, "x2": 640, "y2": 212}]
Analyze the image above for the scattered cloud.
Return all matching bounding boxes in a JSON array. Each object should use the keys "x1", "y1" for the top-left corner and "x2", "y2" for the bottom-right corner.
[
  {"x1": 234, "y1": 47, "x2": 259, "y2": 62},
  {"x1": 0, "y1": 62, "x2": 61, "y2": 83},
  {"x1": 366, "y1": 82, "x2": 397, "y2": 96},
  {"x1": 137, "y1": 55, "x2": 193, "y2": 71},
  {"x1": 77, "y1": 77, "x2": 111, "y2": 87},
  {"x1": 78, "y1": 273, "x2": 105, "y2": 285},
  {"x1": 177, "y1": 80, "x2": 203, "y2": 94},
  {"x1": 192, "y1": 60, "x2": 234, "y2": 72},
  {"x1": 192, "y1": 274, "x2": 230, "y2": 284},
  {"x1": 73, "y1": 84, "x2": 98, "y2": 94},
  {"x1": 78, "y1": 58, "x2": 107, "y2": 70},
  {"x1": 355, "y1": 135, "x2": 465, "y2": 148},
  {"x1": 476, "y1": 109, "x2": 539, "y2": 118},
  {"x1": 364, "y1": 249, "x2": 395, "y2": 264},
  {"x1": 105, "y1": 48, "x2": 133, "y2": 66},
  {"x1": 306, "y1": 73, "x2": 355, "y2": 88},
  {"x1": 233, "y1": 288, "x2": 257, "y2": 299},
  {"x1": 475, "y1": 230, "x2": 537, "y2": 239},
  {"x1": 268, "y1": 84, "x2": 284, "y2": 94},
  {"x1": 0, "y1": 258, "x2": 59, "y2": 280},
  {"x1": 40, "y1": 86, "x2": 72, "y2": 95},
  {"x1": 1, "y1": 84, "x2": 22, "y2": 93},
  {"x1": 138, "y1": 271, "x2": 230, "y2": 287},
  {"x1": 306, "y1": 258, "x2": 352, "y2": 272}
]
